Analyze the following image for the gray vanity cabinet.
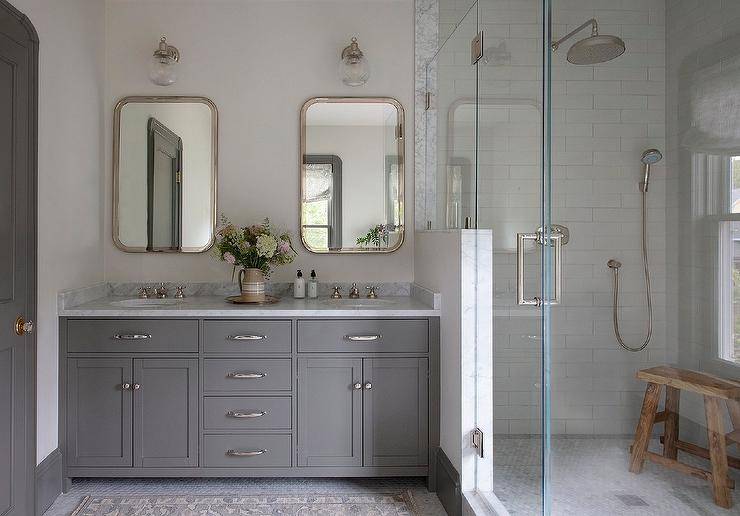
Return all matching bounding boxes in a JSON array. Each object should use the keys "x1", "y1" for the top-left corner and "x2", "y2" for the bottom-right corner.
[
  {"x1": 297, "y1": 357, "x2": 429, "y2": 468},
  {"x1": 363, "y1": 358, "x2": 429, "y2": 467},
  {"x1": 133, "y1": 358, "x2": 198, "y2": 467},
  {"x1": 66, "y1": 358, "x2": 133, "y2": 467},
  {"x1": 297, "y1": 358, "x2": 363, "y2": 467},
  {"x1": 66, "y1": 357, "x2": 197, "y2": 469}
]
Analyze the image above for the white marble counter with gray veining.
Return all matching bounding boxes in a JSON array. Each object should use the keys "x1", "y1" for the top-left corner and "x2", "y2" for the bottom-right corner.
[{"x1": 58, "y1": 282, "x2": 441, "y2": 318}]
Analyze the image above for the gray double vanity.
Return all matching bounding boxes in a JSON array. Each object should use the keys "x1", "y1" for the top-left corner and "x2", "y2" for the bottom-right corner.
[{"x1": 58, "y1": 290, "x2": 440, "y2": 486}]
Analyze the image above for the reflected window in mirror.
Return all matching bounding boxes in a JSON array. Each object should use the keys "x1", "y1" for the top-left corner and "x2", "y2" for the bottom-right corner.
[
  {"x1": 113, "y1": 96, "x2": 218, "y2": 253},
  {"x1": 300, "y1": 97, "x2": 404, "y2": 254},
  {"x1": 303, "y1": 155, "x2": 342, "y2": 250}
]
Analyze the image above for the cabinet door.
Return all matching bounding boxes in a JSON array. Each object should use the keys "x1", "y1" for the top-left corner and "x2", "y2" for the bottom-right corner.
[
  {"x1": 66, "y1": 358, "x2": 132, "y2": 467},
  {"x1": 363, "y1": 358, "x2": 429, "y2": 466},
  {"x1": 133, "y1": 358, "x2": 198, "y2": 467},
  {"x1": 298, "y1": 358, "x2": 362, "y2": 466}
]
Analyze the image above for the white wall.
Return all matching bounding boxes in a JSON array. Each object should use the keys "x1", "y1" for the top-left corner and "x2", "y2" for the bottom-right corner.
[
  {"x1": 12, "y1": 0, "x2": 106, "y2": 464},
  {"x1": 414, "y1": 230, "x2": 462, "y2": 468},
  {"x1": 104, "y1": 0, "x2": 415, "y2": 283}
]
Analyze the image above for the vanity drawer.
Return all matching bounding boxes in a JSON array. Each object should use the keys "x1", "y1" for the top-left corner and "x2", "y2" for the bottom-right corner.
[
  {"x1": 67, "y1": 319, "x2": 198, "y2": 353},
  {"x1": 203, "y1": 320, "x2": 291, "y2": 355},
  {"x1": 203, "y1": 397, "x2": 292, "y2": 431},
  {"x1": 202, "y1": 434, "x2": 292, "y2": 467},
  {"x1": 297, "y1": 319, "x2": 428, "y2": 353},
  {"x1": 203, "y1": 359, "x2": 292, "y2": 393}
]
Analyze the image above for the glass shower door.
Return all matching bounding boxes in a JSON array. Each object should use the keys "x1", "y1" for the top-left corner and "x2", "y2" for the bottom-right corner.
[{"x1": 426, "y1": 1, "x2": 554, "y2": 514}]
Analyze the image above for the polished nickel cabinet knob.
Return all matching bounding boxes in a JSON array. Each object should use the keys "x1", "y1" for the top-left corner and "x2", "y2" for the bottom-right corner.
[
  {"x1": 353, "y1": 382, "x2": 362, "y2": 390},
  {"x1": 133, "y1": 383, "x2": 141, "y2": 390},
  {"x1": 364, "y1": 382, "x2": 372, "y2": 390},
  {"x1": 121, "y1": 383, "x2": 132, "y2": 390}
]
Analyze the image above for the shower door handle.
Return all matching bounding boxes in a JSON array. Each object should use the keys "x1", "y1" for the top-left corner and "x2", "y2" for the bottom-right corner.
[
  {"x1": 516, "y1": 228, "x2": 565, "y2": 306},
  {"x1": 516, "y1": 232, "x2": 541, "y2": 306}
]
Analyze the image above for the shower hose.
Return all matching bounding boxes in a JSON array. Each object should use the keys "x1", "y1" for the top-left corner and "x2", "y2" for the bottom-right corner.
[{"x1": 609, "y1": 188, "x2": 652, "y2": 352}]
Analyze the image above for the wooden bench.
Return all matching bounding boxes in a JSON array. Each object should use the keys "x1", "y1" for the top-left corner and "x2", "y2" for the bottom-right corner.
[{"x1": 629, "y1": 366, "x2": 740, "y2": 509}]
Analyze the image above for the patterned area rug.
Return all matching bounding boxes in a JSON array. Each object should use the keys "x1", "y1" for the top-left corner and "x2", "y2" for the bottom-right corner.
[{"x1": 71, "y1": 492, "x2": 419, "y2": 515}]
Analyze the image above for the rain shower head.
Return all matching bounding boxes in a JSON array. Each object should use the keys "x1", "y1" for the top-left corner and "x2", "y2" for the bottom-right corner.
[
  {"x1": 552, "y1": 18, "x2": 626, "y2": 65},
  {"x1": 640, "y1": 149, "x2": 662, "y2": 192}
]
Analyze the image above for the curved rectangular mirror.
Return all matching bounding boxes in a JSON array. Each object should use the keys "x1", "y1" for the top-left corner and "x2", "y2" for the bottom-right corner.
[
  {"x1": 300, "y1": 97, "x2": 404, "y2": 253},
  {"x1": 113, "y1": 96, "x2": 217, "y2": 252}
]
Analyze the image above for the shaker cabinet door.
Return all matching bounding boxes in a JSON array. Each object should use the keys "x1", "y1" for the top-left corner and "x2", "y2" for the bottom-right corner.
[
  {"x1": 363, "y1": 358, "x2": 429, "y2": 466},
  {"x1": 297, "y1": 358, "x2": 363, "y2": 467},
  {"x1": 66, "y1": 358, "x2": 133, "y2": 467},
  {"x1": 133, "y1": 358, "x2": 198, "y2": 467}
]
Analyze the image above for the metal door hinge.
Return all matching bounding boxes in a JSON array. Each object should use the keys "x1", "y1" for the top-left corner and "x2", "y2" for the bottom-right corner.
[
  {"x1": 175, "y1": 171, "x2": 182, "y2": 183},
  {"x1": 425, "y1": 91, "x2": 432, "y2": 110},
  {"x1": 471, "y1": 428, "x2": 484, "y2": 458},
  {"x1": 471, "y1": 32, "x2": 483, "y2": 65}
]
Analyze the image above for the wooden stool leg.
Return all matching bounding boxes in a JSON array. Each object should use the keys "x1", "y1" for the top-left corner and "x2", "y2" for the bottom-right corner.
[
  {"x1": 727, "y1": 400, "x2": 740, "y2": 452},
  {"x1": 705, "y1": 395, "x2": 732, "y2": 509},
  {"x1": 629, "y1": 382, "x2": 662, "y2": 474},
  {"x1": 663, "y1": 386, "x2": 680, "y2": 460}
]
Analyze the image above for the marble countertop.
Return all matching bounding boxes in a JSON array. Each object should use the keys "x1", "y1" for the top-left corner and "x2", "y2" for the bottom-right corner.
[{"x1": 59, "y1": 295, "x2": 440, "y2": 318}]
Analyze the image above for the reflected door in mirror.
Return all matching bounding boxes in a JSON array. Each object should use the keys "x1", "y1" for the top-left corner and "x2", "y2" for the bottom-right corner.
[{"x1": 114, "y1": 96, "x2": 217, "y2": 253}]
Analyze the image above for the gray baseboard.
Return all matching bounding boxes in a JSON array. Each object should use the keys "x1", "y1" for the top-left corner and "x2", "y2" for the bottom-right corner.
[
  {"x1": 36, "y1": 448, "x2": 62, "y2": 515},
  {"x1": 435, "y1": 447, "x2": 461, "y2": 516}
]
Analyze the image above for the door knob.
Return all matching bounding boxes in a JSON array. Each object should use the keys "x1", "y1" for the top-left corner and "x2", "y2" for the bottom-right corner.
[{"x1": 15, "y1": 316, "x2": 34, "y2": 336}]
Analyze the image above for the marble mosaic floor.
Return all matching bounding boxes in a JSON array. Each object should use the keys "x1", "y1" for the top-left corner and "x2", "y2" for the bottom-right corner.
[
  {"x1": 44, "y1": 477, "x2": 446, "y2": 516},
  {"x1": 491, "y1": 437, "x2": 740, "y2": 515}
]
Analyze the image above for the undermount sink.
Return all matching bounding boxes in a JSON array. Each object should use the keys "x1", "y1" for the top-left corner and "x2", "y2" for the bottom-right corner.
[
  {"x1": 110, "y1": 298, "x2": 185, "y2": 307},
  {"x1": 321, "y1": 298, "x2": 396, "y2": 308}
]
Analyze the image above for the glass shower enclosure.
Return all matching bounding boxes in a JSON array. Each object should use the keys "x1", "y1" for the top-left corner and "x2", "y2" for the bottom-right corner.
[{"x1": 425, "y1": 0, "x2": 555, "y2": 513}]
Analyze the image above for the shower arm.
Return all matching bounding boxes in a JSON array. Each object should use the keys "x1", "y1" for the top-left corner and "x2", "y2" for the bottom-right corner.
[{"x1": 551, "y1": 18, "x2": 598, "y2": 51}]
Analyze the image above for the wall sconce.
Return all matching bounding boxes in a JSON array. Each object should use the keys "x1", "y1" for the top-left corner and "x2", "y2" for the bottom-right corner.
[
  {"x1": 340, "y1": 37, "x2": 370, "y2": 86},
  {"x1": 149, "y1": 36, "x2": 180, "y2": 86}
]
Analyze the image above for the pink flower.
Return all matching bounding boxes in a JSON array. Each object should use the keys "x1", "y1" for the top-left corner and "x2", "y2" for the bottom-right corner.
[
  {"x1": 223, "y1": 252, "x2": 236, "y2": 265},
  {"x1": 278, "y1": 241, "x2": 290, "y2": 254}
]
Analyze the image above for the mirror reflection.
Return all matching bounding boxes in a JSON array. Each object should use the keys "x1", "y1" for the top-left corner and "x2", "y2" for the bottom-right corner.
[
  {"x1": 113, "y1": 96, "x2": 217, "y2": 253},
  {"x1": 300, "y1": 98, "x2": 404, "y2": 253}
]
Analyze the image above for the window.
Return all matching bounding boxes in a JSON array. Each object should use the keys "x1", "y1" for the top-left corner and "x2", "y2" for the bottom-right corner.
[
  {"x1": 719, "y1": 157, "x2": 740, "y2": 364},
  {"x1": 302, "y1": 155, "x2": 342, "y2": 250}
]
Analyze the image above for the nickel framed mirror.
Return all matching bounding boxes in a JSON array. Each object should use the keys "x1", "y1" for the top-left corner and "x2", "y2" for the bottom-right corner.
[
  {"x1": 113, "y1": 96, "x2": 218, "y2": 253},
  {"x1": 300, "y1": 97, "x2": 405, "y2": 254}
]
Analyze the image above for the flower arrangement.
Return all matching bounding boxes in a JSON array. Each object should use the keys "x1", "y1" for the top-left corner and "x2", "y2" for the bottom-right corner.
[
  {"x1": 356, "y1": 223, "x2": 395, "y2": 248},
  {"x1": 214, "y1": 215, "x2": 296, "y2": 278}
]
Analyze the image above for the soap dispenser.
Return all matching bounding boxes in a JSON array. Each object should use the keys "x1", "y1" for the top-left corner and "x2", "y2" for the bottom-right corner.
[
  {"x1": 308, "y1": 270, "x2": 319, "y2": 299},
  {"x1": 294, "y1": 270, "x2": 306, "y2": 298}
]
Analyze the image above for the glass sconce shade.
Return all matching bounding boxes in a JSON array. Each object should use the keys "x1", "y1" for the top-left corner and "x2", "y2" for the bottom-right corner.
[
  {"x1": 340, "y1": 37, "x2": 369, "y2": 87},
  {"x1": 149, "y1": 36, "x2": 180, "y2": 86}
]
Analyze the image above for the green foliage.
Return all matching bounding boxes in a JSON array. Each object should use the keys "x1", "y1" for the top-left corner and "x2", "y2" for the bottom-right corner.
[{"x1": 356, "y1": 224, "x2": 392, "y2": 248}]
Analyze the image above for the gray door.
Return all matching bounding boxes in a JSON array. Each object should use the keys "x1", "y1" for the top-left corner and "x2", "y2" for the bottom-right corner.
[
  {"x1": 66, "y1": 358, "x2": 133, "y2": 467},
  {"x1": 133, "y1": 358, "x2": 198, "y2": 467},
  {"x1": 363, "y1": 358, "x2": 429, "y2": 466},
  {"x1": 0, "y1": 3, "x2": 36, "y2": 514},
  {"x1": 298, "y1": 358, "x2": 362, "y2": 466}
]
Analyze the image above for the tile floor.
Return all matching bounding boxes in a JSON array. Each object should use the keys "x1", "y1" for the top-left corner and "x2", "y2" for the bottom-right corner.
[
  {"x1": 492, "y1": 437, "x2": 740, "y2": 515},
  {"x1": 44, "y1": 476, "x2": 447, "y2": 516}
]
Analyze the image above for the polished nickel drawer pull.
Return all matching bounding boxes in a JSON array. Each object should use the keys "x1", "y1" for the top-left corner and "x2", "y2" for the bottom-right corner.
[
  {"x1": 227, "y1": 372, "x2": 267, "y2": 379},
  {"x1": 113, "y1": 333, "x2": 152, "y2": 340},
  {"x1": 226, "y1": 449, "x2": 267, "y2": 457},
  {"x1": 345, "y1": 334, "x2": 382, "y2": 341},
  {"x1": 227, "y1": 334, "x2": 267, "y2": 341},
  {"x1": 226, "y1": 410, "x2": 267, "y2": 418}
]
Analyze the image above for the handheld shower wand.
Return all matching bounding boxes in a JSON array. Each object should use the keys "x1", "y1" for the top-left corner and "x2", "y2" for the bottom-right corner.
[
  {"x1": 639, "y1": 149, "x2": 662, "y2": 193},
  {"x1": 608, "y1": 149, "x2": 662, "y2": 352}
]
